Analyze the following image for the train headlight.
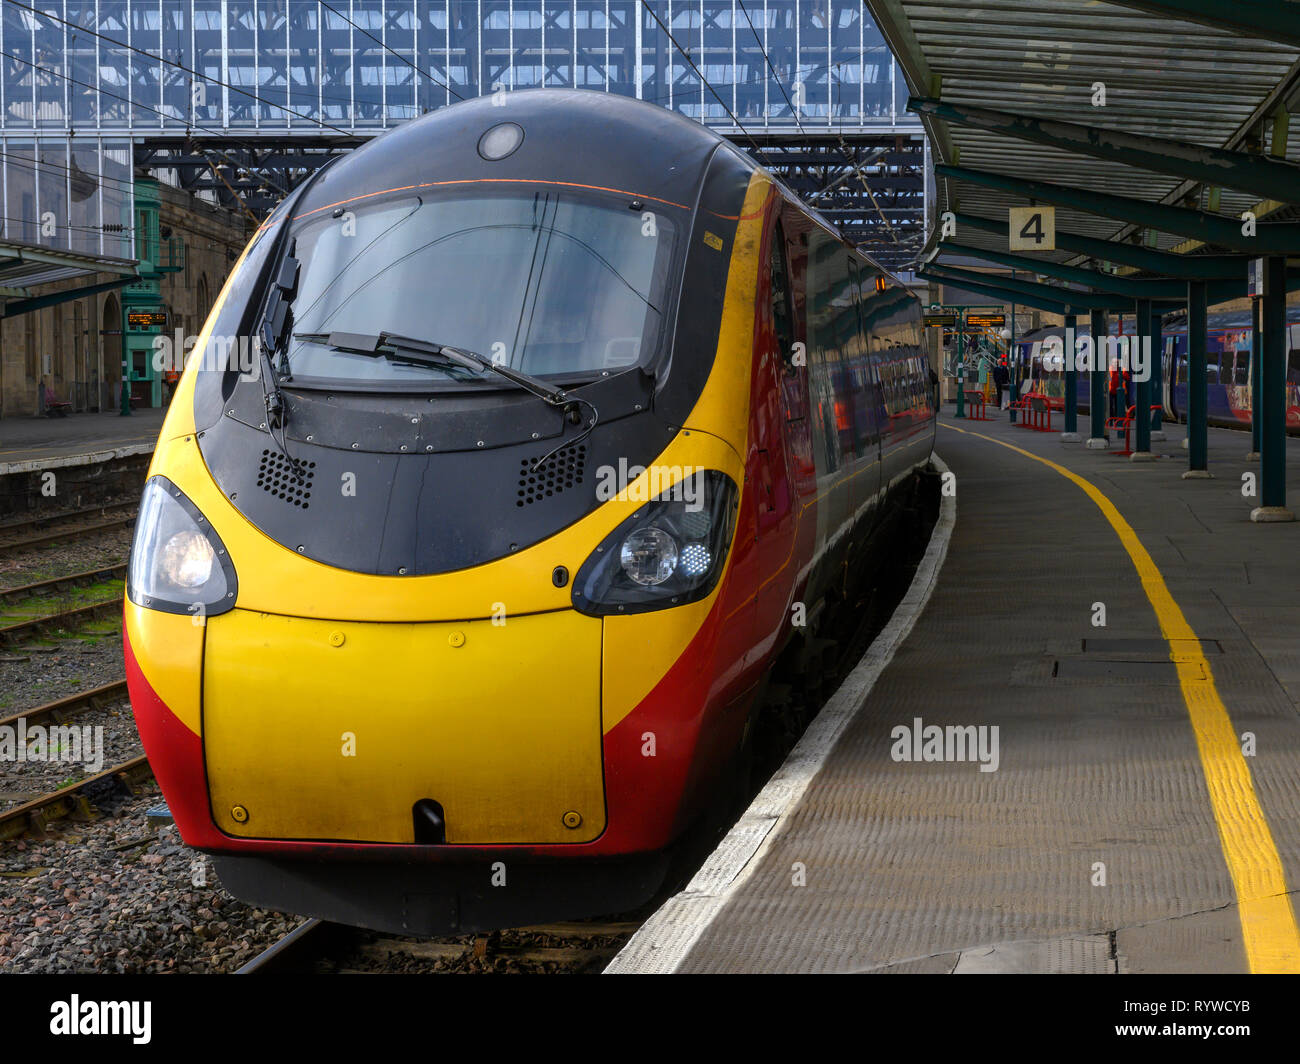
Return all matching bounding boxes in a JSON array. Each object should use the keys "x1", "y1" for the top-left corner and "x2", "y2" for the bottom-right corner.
[
  {"x1": 572, "y1": 470, "x2": 737, "y2": 615},
  {"x1": 619, "y1": 527, "x2": 678, "y2": 586},
  {"x1": 127, "y1": 477, "x2": 238, "y2": 618}
]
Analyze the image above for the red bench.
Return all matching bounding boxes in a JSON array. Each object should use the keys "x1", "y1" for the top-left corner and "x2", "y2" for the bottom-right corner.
[
  {"x1": 42, "y1": 394, "x2": 71, "y2": 417},
  {"x1": 962, "y1": 388, "x2": 995, "y2": 421},
  {"x1": 1027, "y1": 394, "x2": 1066, "y2": 432},
  {"x1": 1105, "y1": 404, "x2": 1163, "y2": 457},
  {"x1": 1008, "y1": 391, "x2": 1064, "y2": 430}
]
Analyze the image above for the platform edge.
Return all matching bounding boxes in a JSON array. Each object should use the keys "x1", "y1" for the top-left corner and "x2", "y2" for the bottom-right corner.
[
  {"x1": 603, "y1": 453, "x2": 958, "y2": 974},
  {"x1": 0, "y1": 441, "x2": 154, "y2": 477}
]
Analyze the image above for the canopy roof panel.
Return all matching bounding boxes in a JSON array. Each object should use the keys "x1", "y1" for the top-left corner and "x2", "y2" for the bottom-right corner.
[
  {"x1": 871, "y1": 0, "x2": 1300, "y2": 273},
  {"x1": 0, "y1": 239, "x2": 138, "y2": 308}
]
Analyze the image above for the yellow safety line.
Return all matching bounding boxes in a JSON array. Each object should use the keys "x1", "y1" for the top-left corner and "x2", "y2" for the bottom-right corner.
[{"x1": 943, "y1": 420, "x2": 1300, "y2": 973}]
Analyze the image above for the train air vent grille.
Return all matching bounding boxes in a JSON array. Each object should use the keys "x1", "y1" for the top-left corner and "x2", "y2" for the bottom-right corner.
[
  {"x1": 517, "y1": 444, "x2": 587, "y2": 506},
  {"x1": 257, "y1": 449, "x2": 316, "y2": 509}
]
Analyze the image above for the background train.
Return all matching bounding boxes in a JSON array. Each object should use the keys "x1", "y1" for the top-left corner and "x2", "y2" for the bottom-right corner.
[
  {"x1": 1011, "y1": 310, "x2": 1300, "y2": 431},
  {"x1": 124, "y1": 89, "x2": 935, "y2": 935}
]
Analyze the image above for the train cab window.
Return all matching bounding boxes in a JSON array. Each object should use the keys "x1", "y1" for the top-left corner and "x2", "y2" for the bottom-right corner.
[
  {"x1": 770, "y1": 221, "x2": 796, "y2": 364},
  {"x1": 283, "y1": 190, "x2": 677, "y2": 386}
]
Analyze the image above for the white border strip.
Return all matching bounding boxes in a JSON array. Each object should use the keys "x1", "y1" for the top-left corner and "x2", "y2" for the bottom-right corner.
[
  {"x1": 0, "y1": 442, "x2": 154, "y2": 477},
  {"x1": 604, "y1": 454, "x2": 957, "y2": 974}
]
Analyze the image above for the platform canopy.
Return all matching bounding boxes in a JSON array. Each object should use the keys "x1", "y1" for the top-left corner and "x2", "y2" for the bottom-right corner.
[
  {"x1": 0, "y1": 240, "x2": 138, "y2": 318},
  {"x1": 870, "y1": 0, "x2": 1300, "y2": 280}
]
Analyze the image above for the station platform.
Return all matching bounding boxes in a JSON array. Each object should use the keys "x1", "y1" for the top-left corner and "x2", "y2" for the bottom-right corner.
[
  {"x1": 0, "y1": 408, "x2": 165, "y2": 474},
  {"x1": 609, "y1": 409, "x2": 1300, "y2": 974}
]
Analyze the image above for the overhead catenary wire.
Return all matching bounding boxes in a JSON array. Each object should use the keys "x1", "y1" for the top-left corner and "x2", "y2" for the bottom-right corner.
[
  {"x1": 316, "y1": 0, "x2": 463, "y2": 104},
  {"x1": 0, "y1": 131, "x2": 284, "y2": 205},
  {"x1": 4, "y1": 0, "x2": 358, "y2": 138},
  {"x1": 636, "y1": 0, "x2": 766, "y2": 159},
  {"x1": 723, "y1": 1, "x2": 902, "y2": 253},
  {"x1": 0, "y1": 45, "x2": 287, "y2": 209}
]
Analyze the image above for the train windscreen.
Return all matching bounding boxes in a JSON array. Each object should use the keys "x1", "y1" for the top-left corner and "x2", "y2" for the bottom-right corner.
[{"x1": 281, "y1": 189, "x2": 677, "y2": 385}]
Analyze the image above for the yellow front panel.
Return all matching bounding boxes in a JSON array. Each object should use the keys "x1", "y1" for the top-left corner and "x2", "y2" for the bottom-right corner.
[{"x1": 203, "y1": 608, "x2": 605, "y2": 844}]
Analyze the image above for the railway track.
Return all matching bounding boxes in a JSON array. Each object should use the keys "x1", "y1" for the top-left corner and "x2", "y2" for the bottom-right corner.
[
  {"x1": 0, "y1": 598, "x2": 123, "y2": 646},
  {"x1": 236, "y1": 916, "x2": 642, "y2": 974},
  {"x1": 0, "y1": 753, "x2": 150, "y2": 842},
  {"x1": 0, "y1": 678, "x2": 128, "y2": 733},
  {"x1": 0, "y1": 502, "x2": 137, "y2": 553},
  {"x1": 0, "y1": 563, "x2": 128, "y2": 608}
]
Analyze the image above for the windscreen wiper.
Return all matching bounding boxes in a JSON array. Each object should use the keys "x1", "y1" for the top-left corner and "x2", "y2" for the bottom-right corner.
[
  {"x1": 293, "y1": 330, "x2": 600, "y2": 469},
  {"x1": 293, "y1": 331, "x2": 572, "y2": 406},
  {"x1": 253, "y1": 248, "x2": 307, "y2": 475}
]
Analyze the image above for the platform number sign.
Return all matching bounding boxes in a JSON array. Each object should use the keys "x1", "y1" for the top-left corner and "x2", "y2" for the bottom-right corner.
[{"x1": 1009, "y1": 206, "x2": 1056, "y2": 251}]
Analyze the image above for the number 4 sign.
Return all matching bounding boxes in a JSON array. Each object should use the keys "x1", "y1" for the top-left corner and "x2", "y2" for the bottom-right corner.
[{"x1": 1009, "y1": 206, "x2": 1056, "y2": 251}]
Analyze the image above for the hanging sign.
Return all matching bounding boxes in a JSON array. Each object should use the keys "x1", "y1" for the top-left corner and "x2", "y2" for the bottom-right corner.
[{"x1": 1009, "y1": 206, "x2": 1056, "y2": 251}]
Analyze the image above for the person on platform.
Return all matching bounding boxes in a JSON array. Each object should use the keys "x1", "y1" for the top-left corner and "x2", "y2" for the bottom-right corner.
[
  {"x1": 163, "y1": 365, "x2": 181, "y2": 406},
  {"x1": 1108, "y1": 358, "x2": 1123, "y2": 418},
  {"x1": 992, "y1": 359, "x2": 1010, "y2": 409}
]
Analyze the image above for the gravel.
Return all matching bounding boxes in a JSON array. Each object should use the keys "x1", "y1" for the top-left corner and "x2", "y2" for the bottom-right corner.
[
  {"x1": 0, "y1": 699, "x2": 139, "y2": 812},
  {"x1": 0, "y1": 786, "x2": 300, "y2": 973},
  {"x1": 0, "y1": 518, "x2": 302, "y2": 974},
  {"x1": 0, "y1": 633, "x2": 126, "y2": 723},
  {"x1": 0, "y1": 525, "x2": 135, "y2": 592}
]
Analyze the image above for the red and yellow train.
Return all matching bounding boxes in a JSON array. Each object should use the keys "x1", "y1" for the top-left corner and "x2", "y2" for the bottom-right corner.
[{"x1": 125, "y1": 89, "x2": 935, "y2": 933}]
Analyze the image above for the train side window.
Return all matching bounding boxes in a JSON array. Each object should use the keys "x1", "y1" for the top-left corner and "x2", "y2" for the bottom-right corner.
[
  {"x1": 770, "y1": 222, "x2": 796, "y2": 364},
  {"x1": 1234, "y1": 352, "x2": 1249, "y2": 385},
  {"x1": 1289, "y1": 350, "x2": 1300, "y2": 384}
]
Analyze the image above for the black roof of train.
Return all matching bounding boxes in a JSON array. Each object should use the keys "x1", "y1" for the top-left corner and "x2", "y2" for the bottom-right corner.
[{"x1": 294, "y1": 89, "x2": 727, "y2": 224}]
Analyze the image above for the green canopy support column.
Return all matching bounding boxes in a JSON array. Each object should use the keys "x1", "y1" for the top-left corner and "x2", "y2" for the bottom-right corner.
[
  {"x1": 1252, "y1": 256, "x2": 1295, "y2": 522},
  {"x1": 1183, "y1": 280, "x2": 1212, "y2": 479},
  {"x1": 1149, "y1": 304, "x2": 1166, "y2": 440},
  {"x1": 1062, "y1": 313, "x2": 1080, "y2": 440},
  {"x1": 1247, "y1": 297, "x2": 1262, "y2": 461},
  {"x1": 1008, "y1": 278, "x2": 1019, "y2": 424},
  {"x1": 1131, "y1": 299, "x2": 1156, "y2": 461},
  {"x1": 1086, "y1": 308, "x2": 1109, "y2": 448}
]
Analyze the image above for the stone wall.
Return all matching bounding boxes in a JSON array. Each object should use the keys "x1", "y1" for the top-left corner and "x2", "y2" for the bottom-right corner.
[{"x1": 0, "y1": 183, "x2": 251, "y2": 419}]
